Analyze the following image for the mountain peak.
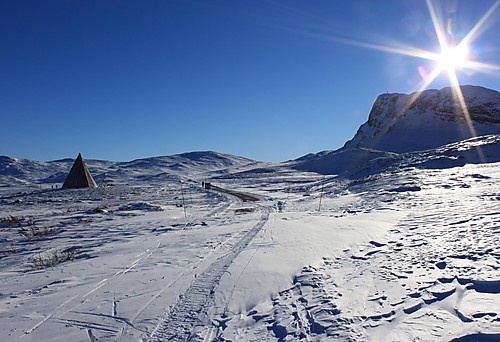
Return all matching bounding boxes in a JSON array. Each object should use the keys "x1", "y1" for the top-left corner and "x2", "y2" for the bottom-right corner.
[
  {"x1": 290, "y1": 85, "x2": 500, "y2": 175},
  {"x1": 344, "y1": 85, "x2": 500, "y2": 153}
]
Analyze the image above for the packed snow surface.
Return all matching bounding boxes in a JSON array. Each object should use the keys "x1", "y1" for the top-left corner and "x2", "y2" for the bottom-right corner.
[{"x1": 1, "y1": 137, "x2": 500, "y2": 341}]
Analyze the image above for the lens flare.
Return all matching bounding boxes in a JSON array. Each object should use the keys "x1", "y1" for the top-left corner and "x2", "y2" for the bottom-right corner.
[
  {"x1": 290, "y1": 0, "x2": 499, "y2": 159},
  {"x1": 438, "y1": 44, "x2": 469, "y2": 71},
  {"x1": 318, "y1": 0, "x2": 499, "y2": 161}
]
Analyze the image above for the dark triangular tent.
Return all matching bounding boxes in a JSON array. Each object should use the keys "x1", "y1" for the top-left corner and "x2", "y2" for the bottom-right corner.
[{"x1": 62, "y1": 153, "x2": 97, "y2": 189}]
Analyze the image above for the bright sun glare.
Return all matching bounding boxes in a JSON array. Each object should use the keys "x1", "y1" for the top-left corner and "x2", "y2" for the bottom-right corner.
[
  {"x1": 321, "y1": 0, "x2": 500, "y2": 93},
  {"x1": 438, "y1": 44, "x2": 469, "y2": 71},
  {"x1": 319, "y1": 0, "x2": 500, "y2": 161}
]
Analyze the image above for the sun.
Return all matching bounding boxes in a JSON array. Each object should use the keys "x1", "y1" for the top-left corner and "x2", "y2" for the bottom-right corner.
[
  {"x1": 311, "y1": 0, "x2": 498, "y2": 132},
  {"x1": 437, "y1": 44, "x2": 470, "y2": 72},
  {"x1": 310, "y1": 0, "x2": 499, "y2": 161}
]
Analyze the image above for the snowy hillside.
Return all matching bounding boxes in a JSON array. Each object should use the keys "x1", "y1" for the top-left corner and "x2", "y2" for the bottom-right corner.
[
  {"x1": 0, "y1": 151, "x2": 257, "y2": 189},
  {"x1": 292, "y1": 86, "x2": 500, "y2": 175},
  {"x1": 121, "y1": 151, "x2": 255, "y2": 175},
  {"x1": 345, "y1": 85, "x2": 500, "y2": 152}
]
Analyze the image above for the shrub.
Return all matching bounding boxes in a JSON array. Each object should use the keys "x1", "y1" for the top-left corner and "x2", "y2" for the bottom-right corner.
[
  {"x1": 0, "y1": 216, "x2": 22, "y2": 228},
  {"x1": 30, "y1": 248, "x2": 77, "y2": 269},
  {"x1": 18, "y1": 219, "x2": 55, "y2": 239}
]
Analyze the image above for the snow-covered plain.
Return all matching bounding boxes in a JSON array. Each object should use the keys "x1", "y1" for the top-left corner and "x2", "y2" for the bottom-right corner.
[{"x1": 1, "y1": 137, "x2": 499, "y2": 341}]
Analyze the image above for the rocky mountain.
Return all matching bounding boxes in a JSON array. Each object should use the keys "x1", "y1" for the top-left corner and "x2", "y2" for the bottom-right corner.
[
  {"x1": 292, "y1": 85, "x2": 500, "y2": 175},
  {"x1": 345, "y1": 85, "x2": 499, "y2": 152}
]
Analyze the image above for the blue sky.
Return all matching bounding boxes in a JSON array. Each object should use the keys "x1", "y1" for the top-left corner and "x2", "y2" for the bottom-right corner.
[{"x1": 1, "y1": 0, "x2": 499, "y2": 162}]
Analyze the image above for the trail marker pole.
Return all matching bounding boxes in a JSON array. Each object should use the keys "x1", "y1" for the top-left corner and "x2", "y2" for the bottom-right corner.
[
  {"x1": 318, "y1": 176, "x2": 325, "y2": 212},
  {"x1": 180, "y1": 181, "x2": 187, "y2": 219}
]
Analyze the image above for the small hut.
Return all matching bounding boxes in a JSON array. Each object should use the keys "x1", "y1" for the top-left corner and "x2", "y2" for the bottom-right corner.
[{"x1": 62, "y1": 153, "x2": 97, "y2": 189}]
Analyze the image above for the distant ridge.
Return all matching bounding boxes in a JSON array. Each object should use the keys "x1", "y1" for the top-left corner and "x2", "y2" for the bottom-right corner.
[{"x1": 0, "y1": 151, "x2": 256, "y2": 186}]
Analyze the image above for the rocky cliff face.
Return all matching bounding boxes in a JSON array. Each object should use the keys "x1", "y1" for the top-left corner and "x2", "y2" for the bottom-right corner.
[
  {"x1": 290, "y1": 85, "x2": 500, "y2": 175},
  {"x1": 344, "y1": 85, "x2": 500, "y2": 153}
]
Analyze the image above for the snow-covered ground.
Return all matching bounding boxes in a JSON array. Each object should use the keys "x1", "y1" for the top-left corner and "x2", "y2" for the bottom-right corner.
[
  {"x1": 216, "y1": 163, "x2": 500, "y2": 342},
  {"x1": 1, "y1": 142, "x2": 499, "y2": 341}
]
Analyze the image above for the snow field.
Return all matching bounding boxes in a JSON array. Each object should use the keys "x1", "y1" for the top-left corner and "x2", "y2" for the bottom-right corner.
[
  {"x1": 0, "y1": 158, "x2": 499, "y2": 341},
  {"x1": 218, "y1": 163, "x2": 500, "y2": 341}
]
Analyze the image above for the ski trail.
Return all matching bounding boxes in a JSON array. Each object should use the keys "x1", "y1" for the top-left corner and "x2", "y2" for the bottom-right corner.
[
  {"x1": 207, "y1": 201, "x2": 231, "y2": 217},
  {"x1": 118, "y1": 217, "x2": 250, "y2": 338},
  {"x1": 19, "y1": 240, "x2": 163, "y2": 339},
  {"x1": 148, "y1": 209, "x2": 270, "y2": 341},
  {"x1": 116, "y1": 190, "x2": 243, "y2": 339}
]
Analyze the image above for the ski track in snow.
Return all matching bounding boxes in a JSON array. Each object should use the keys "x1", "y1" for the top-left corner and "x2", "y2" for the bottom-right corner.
[
  {"x1": 1, "y1": 182, "x2": 268, "y2": 341},
  {"x1": 117, "y1": 197, "x2": 260, "y2": 340},
  {"x1": 149, "y1": 206, "x2": 270, "y2": 341},
  {"x1": 0, "y1": 182, "x2": 241, "y2": 341},
  {"x1": 21, "y1": 238, "x2": 163, "y2": 338}
]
